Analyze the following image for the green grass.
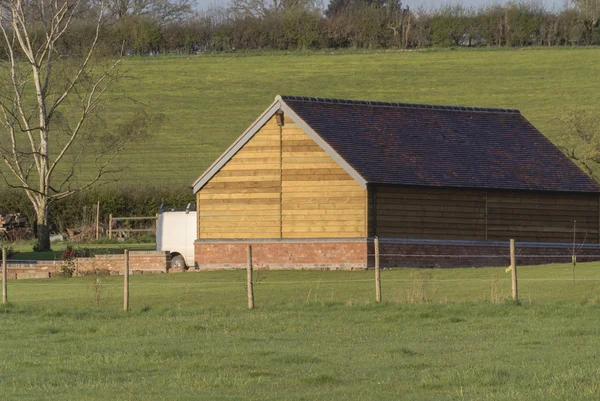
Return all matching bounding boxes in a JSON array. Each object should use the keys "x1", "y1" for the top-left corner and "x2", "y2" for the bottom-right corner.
[
  {"x1": 2, "y1": 263, "x2": 600, "y2": 400},
  {"x1": 7, "y1": 242, "x2": 156, "y2": 260},
  {"x1": 69, "y1": 48, "x2": 600, "y2": 186}
]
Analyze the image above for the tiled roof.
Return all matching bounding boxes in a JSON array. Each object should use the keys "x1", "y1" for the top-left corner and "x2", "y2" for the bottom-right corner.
[{"x1": 282, "y1": 96, "x2": 600, "y2": 193}]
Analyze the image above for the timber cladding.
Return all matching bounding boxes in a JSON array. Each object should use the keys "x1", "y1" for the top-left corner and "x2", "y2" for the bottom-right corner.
[
  {"x1": 281, "y1": 116, "x2": 365, "y2": 238},
  {"x1": 197, "y1": 116, "x2": 366, "y2": 239},
  {"x1": 374, "y1": 186, "x2": 600, "y2": 243},
  {"x1": 197, "y1": 116, "x2": 281, "y2": 239}
]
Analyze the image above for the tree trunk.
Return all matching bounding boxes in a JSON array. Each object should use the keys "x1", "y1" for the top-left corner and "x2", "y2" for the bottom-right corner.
[{"x1": 35, "y1": 201, "x2": 51, "y2": 252}]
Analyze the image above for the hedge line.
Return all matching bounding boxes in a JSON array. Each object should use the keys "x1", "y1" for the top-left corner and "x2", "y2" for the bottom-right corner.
[{"x1": 0, "y1": 186, "x2": 195, "y2": 234}]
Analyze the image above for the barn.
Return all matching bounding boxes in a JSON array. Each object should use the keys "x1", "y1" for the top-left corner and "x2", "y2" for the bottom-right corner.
[{"x1": 192, "y1": 96, "x2": 600, "y2": 270}]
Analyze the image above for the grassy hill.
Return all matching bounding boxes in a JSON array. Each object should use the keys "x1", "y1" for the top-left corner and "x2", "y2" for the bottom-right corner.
[{"x1": 92, "y1": 48, "x2": 600, "y2": 187}]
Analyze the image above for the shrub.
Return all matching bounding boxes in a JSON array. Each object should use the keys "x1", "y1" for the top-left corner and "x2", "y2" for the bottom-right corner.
[{"x1": 58, "y1": 246, "x2": 77, "y2": 278}]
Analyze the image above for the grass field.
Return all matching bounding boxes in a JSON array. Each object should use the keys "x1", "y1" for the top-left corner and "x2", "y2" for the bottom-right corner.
[
  {"x1": 2, "y1": 263, "x2": 600, "y2": 400},
  {"x1": 74, "y1": 48, "x2": 600, "y2": 186}
]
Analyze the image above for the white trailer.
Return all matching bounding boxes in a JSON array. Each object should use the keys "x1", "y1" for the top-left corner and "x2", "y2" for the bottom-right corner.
[{"x1": 156, "y1": 206, "x2": 196, "y2": 269}]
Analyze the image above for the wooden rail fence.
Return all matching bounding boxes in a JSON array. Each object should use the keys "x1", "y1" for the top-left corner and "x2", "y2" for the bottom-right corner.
[{"x1": 108, "y1": 214, "x2": 158, "y2": 239}]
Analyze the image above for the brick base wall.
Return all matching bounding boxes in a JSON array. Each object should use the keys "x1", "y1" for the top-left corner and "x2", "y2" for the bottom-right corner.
[
  {"x1": 3, "y1": 251, "x2": 171, "y2": 280},
  {"x1": 195, "y1": 238, "x2": 600, "y2": 270},
  {"x1": 195, "y1": 239, "x2": 367, "y2": 270}
]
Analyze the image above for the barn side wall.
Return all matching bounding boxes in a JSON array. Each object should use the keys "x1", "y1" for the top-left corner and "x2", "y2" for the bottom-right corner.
[
  {"x1": 486, "y1": 191, "x2": 598, "y2": 242},
  {"x1": 373, "y1": 186, "x2": 600, "y2": 244},
  {"x1": 196, "y1": 114, "x2": 367, "y2": 239}
]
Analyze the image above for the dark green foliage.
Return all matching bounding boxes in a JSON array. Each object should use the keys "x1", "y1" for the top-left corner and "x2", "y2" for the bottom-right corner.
[
  {"x1": 0, "y1": 186, "x2": 193, "y2": 234},
  {"x1": 29, "y1": 2, "x2": 600, "y2": 57}
]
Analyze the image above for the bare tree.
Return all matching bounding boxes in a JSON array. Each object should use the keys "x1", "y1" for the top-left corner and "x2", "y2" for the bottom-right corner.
[
  {"x1": 573, "y1": 0, "x2": 600, "y2": 43},
  {"x1": 230, "y1": 0, "x2": 316, "y2": 17},
  {"x1": 105, "y1": 0, "x2": 191, "y2": 23},
  {"x1": 0, "y1": 0, "x2": 154, "y2": 251},
  {"x1": 558, "y1": 108, "x2": 600, "y2": 181}
]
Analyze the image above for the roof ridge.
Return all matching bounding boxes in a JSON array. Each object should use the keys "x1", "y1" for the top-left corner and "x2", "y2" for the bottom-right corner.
[{"x1": 279, "y1": 95, "x2": 520, "y2": 114}]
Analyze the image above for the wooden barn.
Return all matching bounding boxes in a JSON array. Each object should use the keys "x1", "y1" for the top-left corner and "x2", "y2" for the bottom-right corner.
[{"x1": 192, "y1": 96, "x2": 600, "y2": 269}]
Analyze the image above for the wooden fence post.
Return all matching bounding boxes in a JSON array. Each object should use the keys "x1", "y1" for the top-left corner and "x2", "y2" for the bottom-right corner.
[
  {"x1": 375, "y1": 236, "x2": 381, "y2": 303},
  {"x1": 247, "y1": 245, "x2": 254, "y2": 310},
  {"x1": 95, "y1": 201, "x2": 100, "y2": 240},
  {"x1": 123, "y1": 249, "x2": 129, "y2": 312},
  {"x1": 108, "y1": 214, "x2": 113, "y2": 240},
  {"x1": 510, "y1": 239, "x2": 518, "y2": 302},
  {"x1": 2, "y1": 248, "x2": 7, "y2": 305}
]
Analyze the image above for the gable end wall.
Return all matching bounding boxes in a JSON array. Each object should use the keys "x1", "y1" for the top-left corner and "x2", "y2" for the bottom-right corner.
[{"x1": 197, "y1": 115, "x2": 367, "y2": 239}]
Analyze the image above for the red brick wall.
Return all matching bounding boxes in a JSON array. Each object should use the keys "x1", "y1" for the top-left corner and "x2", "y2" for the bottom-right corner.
[
  {"x1": 195, "y1": 238, "x2": 600, "y2": 270},
  {"x1": 195, "y1": 240, "x2": 368, "y2": 270}
]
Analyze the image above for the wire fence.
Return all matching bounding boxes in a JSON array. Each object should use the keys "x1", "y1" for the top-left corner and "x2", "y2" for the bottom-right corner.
[{"x1": 3, "y1": 241, "x2": 600, "y2": 309}]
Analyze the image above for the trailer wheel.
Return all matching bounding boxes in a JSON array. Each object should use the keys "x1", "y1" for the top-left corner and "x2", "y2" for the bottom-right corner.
[{"x1": 171, "y1": 254, "x2": 186, "y2": 270}]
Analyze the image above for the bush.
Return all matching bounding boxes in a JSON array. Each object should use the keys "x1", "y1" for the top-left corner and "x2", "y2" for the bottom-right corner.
[{"x1": 58, "y1": 246, "x2": 77, "y2": 278}]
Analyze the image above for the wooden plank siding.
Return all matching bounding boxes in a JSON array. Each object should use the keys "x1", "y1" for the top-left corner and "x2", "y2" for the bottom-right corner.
[
  {"x1": 197, "y1": 115, "x2": 367, "y2": 239},
  {"x1": 197, "y1": 116, "x2": 282, "y2": 239},
  {"x1": 374, "y1": 187, "x2": 487, "y2": 240},
  {"x1": 373, "y1": 186, "x2": 600, "y2": 243},
  {"x1": 281, "y1": 117, "x2": 366, "y2": 238},
  {"x1": 486, "y1": 192, "x2": 599, "y2": 243}
]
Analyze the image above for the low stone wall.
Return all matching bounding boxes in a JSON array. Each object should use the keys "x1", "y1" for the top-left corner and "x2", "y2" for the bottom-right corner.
[
  {"x1": 195, "y1": 238, "x2": 600, "y2": 270},
  {"x1": 3, "y1": 251, "x2": 171, "y2": 280},
  {"x1": 75, "y1": 251, "x2": 171, "y2": 275},
  {"x1": 195, "y1": 239, "x2": 368, "y2": 270},
  {"x1": 4, "y1": 260, "x2": 59, "y2": 280}
]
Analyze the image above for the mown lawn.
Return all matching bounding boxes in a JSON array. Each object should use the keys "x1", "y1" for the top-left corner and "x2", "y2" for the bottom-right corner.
[
  {"x1": 70, "y1": 48, "x2": 600, "y2": 186},
  {"x1": 2, "y1": 263, "x2": 600, "y2": 400}
]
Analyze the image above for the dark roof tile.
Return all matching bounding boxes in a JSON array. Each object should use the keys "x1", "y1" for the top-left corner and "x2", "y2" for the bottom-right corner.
[{"x1": 281, "y1": 96, "x2": 599, "y2": 193}]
